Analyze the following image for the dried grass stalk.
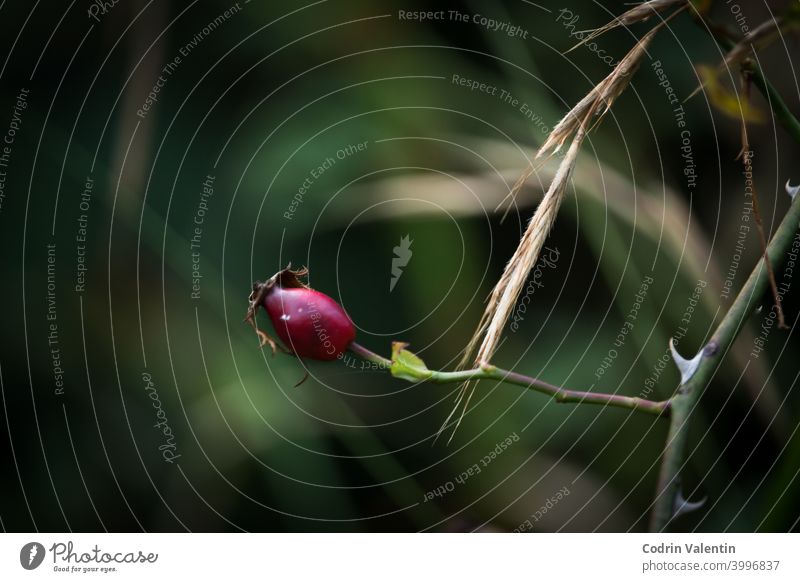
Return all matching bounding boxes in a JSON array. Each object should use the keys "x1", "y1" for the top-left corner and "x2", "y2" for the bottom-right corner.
[
  {"x1": 722, "y1": 18, "x2": 783, "y2": 69},
  {"x1": 688, "y1": 18, "x2": 785, "y2": 101},
  {"x1": 440, "y1": 24, "x2": 664, "y2": 442},
  {"x1": 497, "y1": 25, "x2": 662, "y2": 219},
  {"x1": 543, "y1": 24, "x2": 661, "y2": 158},
  {"x1": 474, "y1": 126, "x2": 585, "y2": 362},
  {"x1": 438, "y1": 129, "x2": 587, "y2": 442},
  {"x1": 568, "y1": 0, "x2": 687, "y2": 52}
]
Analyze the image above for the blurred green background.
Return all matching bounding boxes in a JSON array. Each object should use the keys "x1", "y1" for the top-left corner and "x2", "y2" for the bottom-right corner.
[{"x1": 0, "y1": 0, "x2": 798, "y2": 532}]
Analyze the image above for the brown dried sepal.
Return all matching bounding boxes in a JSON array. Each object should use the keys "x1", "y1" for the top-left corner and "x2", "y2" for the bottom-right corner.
[{"x1": 243, "y1": 265, "x2": 308, "y2": 354}]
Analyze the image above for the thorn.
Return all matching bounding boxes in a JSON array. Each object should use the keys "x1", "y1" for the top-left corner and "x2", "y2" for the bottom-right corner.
[
  {"x1": 673, "y1": 490, "x2": 707, "y2": 519},
  {"x1": 786, "y1": 180, "x2": 799, "y2": 201},
  {"x1": 669, "y1": 338, "x2": 704, "y2": 385}
]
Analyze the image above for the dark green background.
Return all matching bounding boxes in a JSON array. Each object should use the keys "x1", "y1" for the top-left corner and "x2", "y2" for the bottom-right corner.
[{"x1": 0, "y1": 0, "x2": 798, "y2": 532}]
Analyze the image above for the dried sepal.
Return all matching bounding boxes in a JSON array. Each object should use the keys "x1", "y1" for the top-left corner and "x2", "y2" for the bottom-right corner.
[{"x1": 244, "y1": 264, "x2": 309, "y2": 353}]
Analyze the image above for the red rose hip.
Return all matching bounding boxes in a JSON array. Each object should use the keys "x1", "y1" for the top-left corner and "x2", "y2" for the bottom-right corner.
[{"x1": 244, "y1": 267, "x2": 356, "y2": 360}]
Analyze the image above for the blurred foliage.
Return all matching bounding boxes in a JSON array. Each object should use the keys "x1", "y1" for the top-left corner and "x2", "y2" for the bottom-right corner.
[{"x1": 0, "y1": 0, "x2": 798, "y2": 532}]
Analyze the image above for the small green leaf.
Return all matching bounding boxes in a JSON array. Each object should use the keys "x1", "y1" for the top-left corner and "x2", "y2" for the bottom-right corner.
[{"x1": 390, "y1": 342, "x2": 432, "y2": 381}]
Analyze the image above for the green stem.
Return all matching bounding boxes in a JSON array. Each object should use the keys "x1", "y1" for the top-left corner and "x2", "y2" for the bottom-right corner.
[
  {"x1": 650, "y1": 192, "x2": 800, "y2": 532},
  {"x1": 348, "y1": 342, "x2": 671, "y2": 417},
  {"x1": 749, "y1": 65, "x2": 800, "y2": 145},
  {"x1": 347, "y1": 341, "x2": 392, "y2": 368},
  {"x1": 702, "y1": 18, "x2": 800, "y2": 144}
]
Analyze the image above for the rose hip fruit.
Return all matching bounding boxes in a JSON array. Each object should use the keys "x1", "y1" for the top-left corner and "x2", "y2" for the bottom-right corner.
[{"x1": 244, "y1": 267, "x2": 356, "y2": 360}]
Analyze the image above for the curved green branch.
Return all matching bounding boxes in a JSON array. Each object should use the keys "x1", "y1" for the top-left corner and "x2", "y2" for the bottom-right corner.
[
  {"x1": 348, "y1": 341, "x2": 671, "y2": 417},
  {"x1": 651, "y1": 192, "x2": 800, "y2": 531}
]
